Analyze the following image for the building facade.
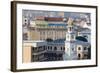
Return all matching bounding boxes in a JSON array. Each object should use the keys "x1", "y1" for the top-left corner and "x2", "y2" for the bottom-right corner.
[
  {"x1": 23, "y1": 41, "x2": 47, "y2": 63},
  {"x1": 23, "y1": 17, "x2": 67, "y2": 41},
  {"x1": 22, "y1": 16, "x2": 91, "y2": 63},
  {"x1": 64, "y1": 22, "x2": 91, "y2": 60}
]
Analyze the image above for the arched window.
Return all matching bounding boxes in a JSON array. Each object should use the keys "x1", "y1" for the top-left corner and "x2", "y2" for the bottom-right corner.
[
  {"x1": 50, "y1": 46, "x2": 52, "y2": 50},
  {"x1": 78, "y1": 47, "x2": 81, "y2": 50},
  {"x1": 69, "y1": 27, "x2": 72, "y2": 31},
  {"x1": 54, "y1": 47, "x2": 57, "y2": 51},
  {"x1": 84, "y1": 54, "x2": 87, "y2": 57},
  {"x1": 48, "y1": 46, "x2": 50, "y2": 50},
  {"x1": 61, "y1": 47, "x2": 62, "y2": 50},
  {"x1": 78, "y1": 54, "x2": 81, "y2": 59},
  {"x1": 63, "y1": 47, "x2": 65, "y2": 50},
  {"x1": 25, "y1": 19, "x2": 27, "y2": 22},
  {"x1": 43, "y1": 46, "x2": 45, "y2": 50}
]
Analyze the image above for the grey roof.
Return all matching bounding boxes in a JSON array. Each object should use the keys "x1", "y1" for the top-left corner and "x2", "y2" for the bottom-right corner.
[
  {"x1": 47, "y1": 38, "x2": 90, "y2": 46},
  {"x1": 76, "y1": 36, "x2": 88, "y2": 42},
  {"x1": 80, "y1": 28, "x2": 91, "y2": 33},
  {"x1": 47, "y1": 39, "x2": 65, "y2": 45},
  {"x1": 64, "y1": 40, "x2": 90, "y2": 46},
  {"x1": 74, "y1": 40, "x2": 90, "y2": 46},
  {"x1": 73, "y1": 25, "x2": 91, "y2": 32}
]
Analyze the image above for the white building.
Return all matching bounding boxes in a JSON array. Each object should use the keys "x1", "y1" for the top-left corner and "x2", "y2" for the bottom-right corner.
[
  {"x1": 78, "y1": 28, "x2": 91, "y2": 43},
  {"x1": 64, "y1": 23, "x2": 91, "y2": 60},
  {"x1": 64, "y1": 23, "x2": 77, "y2": 60}
]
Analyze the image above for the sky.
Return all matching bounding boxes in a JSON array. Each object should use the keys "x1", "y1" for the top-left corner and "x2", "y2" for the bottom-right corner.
[{"x1": 22, "y1": 10, "x2": 90, "y2": 20}]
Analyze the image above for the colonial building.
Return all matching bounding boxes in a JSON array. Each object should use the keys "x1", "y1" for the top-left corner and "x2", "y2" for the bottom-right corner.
[
  {"x1": 64, "y1": 21, "x2": 78, "y2": 60},
  {"x1": 64, "y1": 21, "x2": 91, "y2": 60},
  {"x1": 23, "y1": 17, "x2": 67, "y2": 41},
  {"x1": 45, "y1": 39, "x2": 65, "y2": 61}
]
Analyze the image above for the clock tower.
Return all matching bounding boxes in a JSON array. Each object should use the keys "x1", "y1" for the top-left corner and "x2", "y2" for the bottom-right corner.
[{"x1": 64, "y1": 18, "x2": 77, "y2": 60}]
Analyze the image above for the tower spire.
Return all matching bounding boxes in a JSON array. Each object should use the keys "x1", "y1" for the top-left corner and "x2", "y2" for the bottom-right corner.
[{"x1": 67, "y1": 18, "x2": 74, "y2": 25}]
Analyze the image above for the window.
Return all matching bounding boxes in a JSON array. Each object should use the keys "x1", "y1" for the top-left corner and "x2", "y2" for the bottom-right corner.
[
  {"x1": 72, "y1": 48, "x2": 74, "y2": 51},
  {"x1": 78, "y1": 54, "x2": 81, "y2": 59},
  {"x1": 48, "y1": 31, "x2": 50, "y2": 35},
  {"x1": 43, "y1": 46, "x2": 45, "y2": 50},
  {"x1": 45, "y1": 46, "x2": 47, "y2": 50},
  {"x1": 71, "y1": 35, "x2": 74, "y2": 39},
  {"x1": 84, "y1": 47, "x2": 87, "y2": 50},
  {"x1": 32, "y1": 47, "x2": 37, "y2": 52},
  {"x1": 50, "y1": 46, "x2": 52, "y2": 50},
  {"x1": 43, "y1": 31, "x2": 45, "y2": 35},
  {"x1": 25, "y1": 23, "x2": 27, "y2": 25},
  {"x1": 78, "y1": 47, "x2": 81, "y2": 50},
  {"x1": 63, "y1": 47, "x2": 65, "y2": 50},
  {"x1": 84, "y1": 54, "x2": 87, "y2": 57},
  {"x1": 25, "y1": 19, "x2": 27, "y2": 22},
  {"x1": 32, "y1": 47, "x2": 35, "y2": 52},
  {"x1": 61, "y1": 47, "x2": 62, "y2": 50},
  {"x1": 54, "y1": 47, "x2": 57, "y2": 51},
  {"x1": 48, "y1": 46, "x2": 50, "y2": 50},
  {"x1": 69, "y1": 27, "x2": 72, "y2": 31},
  {"x1": 40, "y1": 31, "x2": 42, "y2": 35},
  {"x1": 23, "y1": 33, "x2": 28, "y2": 40}
]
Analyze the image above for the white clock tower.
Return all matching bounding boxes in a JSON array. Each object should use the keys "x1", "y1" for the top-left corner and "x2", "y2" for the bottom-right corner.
[{"x1": 64, "y1": 18, "x2": 77, "y2": 60}]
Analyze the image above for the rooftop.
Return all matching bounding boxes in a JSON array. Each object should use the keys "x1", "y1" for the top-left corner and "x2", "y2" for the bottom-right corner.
[
  {"x1": 48, "y1": 23, "x2": 67, "y2": 26},
  {"x1": 76, "y1": 36, "x2": 88, "y2": 42}
]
